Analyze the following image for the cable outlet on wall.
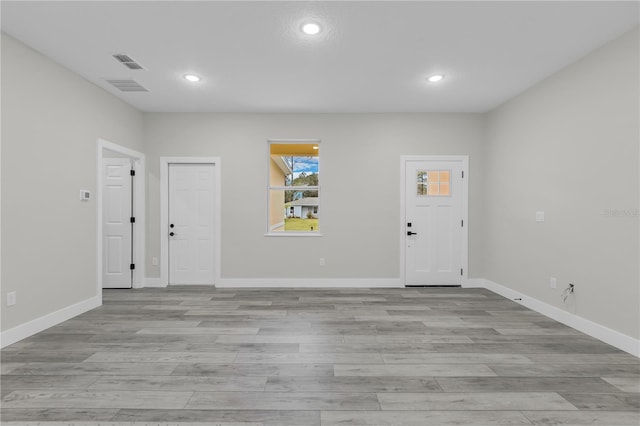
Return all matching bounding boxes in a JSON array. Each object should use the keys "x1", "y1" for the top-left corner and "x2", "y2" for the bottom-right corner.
[
  {"x1": 7, "y1": 291, "x2": 17, "y2": 306},
  {"x1": 550, "y1": 277, "x2": 557, "y2": 289},
  {"x1": 152, "y1": 257, "x2": 159, "y2": 266},
  {"x1": 319, "y1": 257, "x2": 325, "y2": 266}
]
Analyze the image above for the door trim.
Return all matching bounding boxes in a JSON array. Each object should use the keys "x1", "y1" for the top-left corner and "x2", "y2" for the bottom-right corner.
[
  {"x1": 97, "y1": 139, "x2": 146, "y2": 298},
  {"x1": 160, "y1": 157, "x2": 221, "y2": 287},
  {"x1": 101, "y1": 157, "x2": 133, "y2": 289},
  {"x1": 400, "y1": 155, "x2": 469, "y2": 286}
]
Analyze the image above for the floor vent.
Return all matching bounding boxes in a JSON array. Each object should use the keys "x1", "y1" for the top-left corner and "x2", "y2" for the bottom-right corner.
[
  {"x1": 105, "y1": 79, "x2": 148, "y2": 92},
  {"x1": 112, "y1": 53, "x2": 144, "y2": 70}
]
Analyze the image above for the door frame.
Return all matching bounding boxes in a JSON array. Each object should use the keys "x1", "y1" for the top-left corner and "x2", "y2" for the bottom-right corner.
[
  {"x1": 160, "y1": 157, "x2": 221, "y2": 287},
  {"x1": 400, "y1": 155, "x2": 469, "y2": 286},
  {"x1": 97, "y1": 139, "x2": 146, "y2": 296}
]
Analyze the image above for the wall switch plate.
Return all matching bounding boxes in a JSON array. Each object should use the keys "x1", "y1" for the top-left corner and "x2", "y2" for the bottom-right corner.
[
  {"x1": 319, "y1": 258, "x2": 325, "y2": 266},
  {"x1": 536, "y1": 211, "x2": 545, "y2": 222},
  {"x1": 550, "y1": 277, "x2": 557, "y2": 289},
  {"x1": 152, "y1": 257, "x2": 159, "y2": 266},
  {"x1": 79, "y1": 190, "x2": 91, "y2": 201},
  {"x1": 7, "y1": 291, "x2": 16, "y2": 306}
]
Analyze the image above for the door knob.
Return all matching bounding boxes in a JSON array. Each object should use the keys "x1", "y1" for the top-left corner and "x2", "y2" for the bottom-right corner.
[
  {"x1": 170, "y1": 224, "x2": 175, "y2": 228},
  {"x1": 407, "y1": 231, "x2": 418, "y2": 236},
  {"x1": 169, "y1": 232, "x2": 175, "y2": 237}
]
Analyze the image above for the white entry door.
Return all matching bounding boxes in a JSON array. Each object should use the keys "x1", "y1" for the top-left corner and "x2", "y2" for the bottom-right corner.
[
  {"x1": 168, "y1": 163, "x2": 216, "y2": 285},
  {"x1": 102, "y1": 158, "x2": 132, "y2": 288},
  {"x1": 404, "y1": 158, "x2": 466, "y2": 285}
]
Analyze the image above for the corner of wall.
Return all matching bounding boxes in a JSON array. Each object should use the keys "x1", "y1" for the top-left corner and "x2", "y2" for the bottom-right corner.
[
  {"x1": 481, "y1": 27, "x2": 640, "y2": 345},
  {"x1": 0, "y1": 295, "x2": 100, "y2": 348},
  {"x1": 480, "y1": 279, "x2": 639, "y2": 357}
]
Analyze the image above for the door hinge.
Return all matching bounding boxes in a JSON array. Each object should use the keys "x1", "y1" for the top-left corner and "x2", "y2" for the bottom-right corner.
[
  {"x1": 130, "y1": 170, "x2": 136, "y2": 176},
  {"x1": 461, "y1": 219, "x2": 464, "y2": 227},
  {"x1": 460, "y1": 268, "x2": 463, "y2": 276},
  {"x1": 130, "y1": 217, "x2": 136, "y2": 223},
  {"x1": 130, "y1": 263, "x2": 135, "y2": 270},
  {"x1": 461, "y1": 171, "x2": 464, "y2": 178}
]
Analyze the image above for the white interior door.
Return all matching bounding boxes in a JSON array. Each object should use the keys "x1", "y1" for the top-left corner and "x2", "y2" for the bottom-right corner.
[
  {"x1": 102, "y1": 158, "x2": 132, "y2": 288},
  {"x1": 168, "y1": 163, "x2": 216, "y2": 285},
  {"x1": 404, "y1": 158, "x2": 465, "y2": 285}
]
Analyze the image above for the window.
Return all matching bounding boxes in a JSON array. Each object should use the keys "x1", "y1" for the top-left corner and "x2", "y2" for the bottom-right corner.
[
  {"x1": 268, "y1": 141, "x2": 320, "y2": 234},
  {"x1": 417, "y1": 170, "x2": 451, "y2": 196}
]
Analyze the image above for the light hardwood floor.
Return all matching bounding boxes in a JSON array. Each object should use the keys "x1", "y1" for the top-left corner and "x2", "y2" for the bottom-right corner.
[{"x1": 1, "y1": 287, "x2": 638, "y2": 425}]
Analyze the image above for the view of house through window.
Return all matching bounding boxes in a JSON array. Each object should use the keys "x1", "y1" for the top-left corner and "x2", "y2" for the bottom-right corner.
[
  {"x1": 268, "y1": 142, "x2": 320, "y2": 233},
  {"x1": 417, "y1": 170, "x2": 451, "y2": 197}
]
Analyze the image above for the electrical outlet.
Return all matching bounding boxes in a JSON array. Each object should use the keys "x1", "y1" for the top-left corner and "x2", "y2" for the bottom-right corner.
[
  {"x1": 152, "y1": 257, "x2": 158, "y2": 266},
  {"x1": 536, "y1": 211, "x2": 545, "y2": 222},
  {"x1": 550, "y1": 277, "x2": 557, "y2": 289},
  {"x1": 319, "y1": 258, "x2": 325, "y2": 266},
  {"x1": 7, "y1": 291, "x2": 16, "y2": 306}
]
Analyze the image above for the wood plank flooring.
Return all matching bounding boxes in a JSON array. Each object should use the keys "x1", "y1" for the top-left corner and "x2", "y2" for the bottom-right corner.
[{"x1": 1, "y1": 286, "x2": 638, "y2": 425}]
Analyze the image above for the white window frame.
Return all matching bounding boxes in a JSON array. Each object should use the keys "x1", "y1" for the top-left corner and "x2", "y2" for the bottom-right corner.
[{"x1": 266, "y1": 139, "x2": 322, "y2": 237}]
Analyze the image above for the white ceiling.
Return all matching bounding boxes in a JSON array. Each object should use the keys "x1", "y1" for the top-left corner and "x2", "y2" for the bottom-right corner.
[{"x1": 2, "y1": 1, "x2": 638, "y2": 113}]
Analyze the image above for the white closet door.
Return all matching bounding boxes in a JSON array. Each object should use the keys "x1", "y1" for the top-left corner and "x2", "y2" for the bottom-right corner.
[
  {"x1": 168, "y1": 163, "x2": 216, "y2": 285},
  {"x1": 102, "y1": 158, "x2": 132, "y2": 288}
]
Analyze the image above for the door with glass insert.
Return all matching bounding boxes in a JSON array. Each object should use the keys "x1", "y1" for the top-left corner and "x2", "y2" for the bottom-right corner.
[{"x1": 405, "y1": 159, "x2": 464, "y2": 285}]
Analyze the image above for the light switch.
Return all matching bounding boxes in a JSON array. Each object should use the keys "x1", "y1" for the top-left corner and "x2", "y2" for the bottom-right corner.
[
  {"x1": 536, "y1": 211, "x2": 545, "y2": 223},
  {"x1": 7, "y1": 291, "x2": 16, "y2": 306}
]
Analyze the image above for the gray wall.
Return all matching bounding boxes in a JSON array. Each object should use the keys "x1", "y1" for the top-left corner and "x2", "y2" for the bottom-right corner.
[
  {"x1": 483, "y1": 28, "x2": 639, "y2": 339},
  {"x1": 1, "y1": 34, "x2": 144, "y2": 331},
  {"x1": 1, "y1": 27, "x2": 637, "y2": 346},
  {"x1": 143, "y1": 113, "x2": 486, "y2": 280}
]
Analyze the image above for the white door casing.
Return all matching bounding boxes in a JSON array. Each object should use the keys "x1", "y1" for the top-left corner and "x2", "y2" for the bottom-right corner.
[
  {"x1": 97, "y1": 139, "x2": 145, "y2": 297},
  {"x1": 168, "y1": 163, "x2": 216, "y2": 285},
  {"x1": 102, "y1": 158, "x2": 132, "y2": 288},
  {"x1": 402, "y1": 156, "x2": 468, "y2": 286}
]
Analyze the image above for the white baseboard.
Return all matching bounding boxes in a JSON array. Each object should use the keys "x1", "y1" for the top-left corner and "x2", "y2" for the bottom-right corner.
[
  {"x1": 481, "y1": 278, "x2": 639, "y2": 358},
  {"x1": 143, "y1": 277, "x2": 401, "y2": 288},
  {"x1": 143, "y1": 278, "x2": 165, "y2": 288},
  {"x1": 216, "y1": 278, "x2": 403, "y2": 288},
  {"x1": 0, "y1": 295, "x2": 100, "y2": 348},
  {"x1": 461, "y1": 278, "x2": 486, "y2": 288},
  {"x1": 4, "y1": 276, "x2": 636, "y2": 357}
]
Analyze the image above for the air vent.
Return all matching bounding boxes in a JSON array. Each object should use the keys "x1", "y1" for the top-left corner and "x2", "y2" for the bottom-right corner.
[
  {"x1": 112, "y1": 53, "x2": 144, "y2": 70},
  {"x1": 105, "y1": 79, "x2": 148, "y2": 92},
  {"x1": 123, "y1": 62, "x2": 144, "y2": 70}
]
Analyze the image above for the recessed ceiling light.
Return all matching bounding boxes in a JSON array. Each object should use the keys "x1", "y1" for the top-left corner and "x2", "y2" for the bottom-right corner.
[
  {"x1": 302, "y1": 22, "x2": 321, "y2": 35},
  {"x1": 184, "y1": 74, "x2": 201, "y2": 83},
  {"x1": 427, "y1": 74, "x2": 445, "y2": 83}
]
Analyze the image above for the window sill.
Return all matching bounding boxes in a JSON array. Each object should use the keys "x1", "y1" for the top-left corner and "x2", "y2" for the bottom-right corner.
[{"x1": 264, "y1": 232, "x2": 323, "y2": 237}]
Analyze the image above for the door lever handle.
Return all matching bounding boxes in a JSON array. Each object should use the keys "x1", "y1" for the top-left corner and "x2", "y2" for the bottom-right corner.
[{"x1": 407, "y1": 231, "x2": 418, "y2": 236}]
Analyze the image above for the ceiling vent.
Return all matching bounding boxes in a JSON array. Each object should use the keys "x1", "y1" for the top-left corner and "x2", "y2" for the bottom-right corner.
[
  {"x1": 112, "y1": 53, "x2": 144, "y2": 70},
  {"x1": 105, "y1": 79, "x2": 148, "y2": 92}
]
